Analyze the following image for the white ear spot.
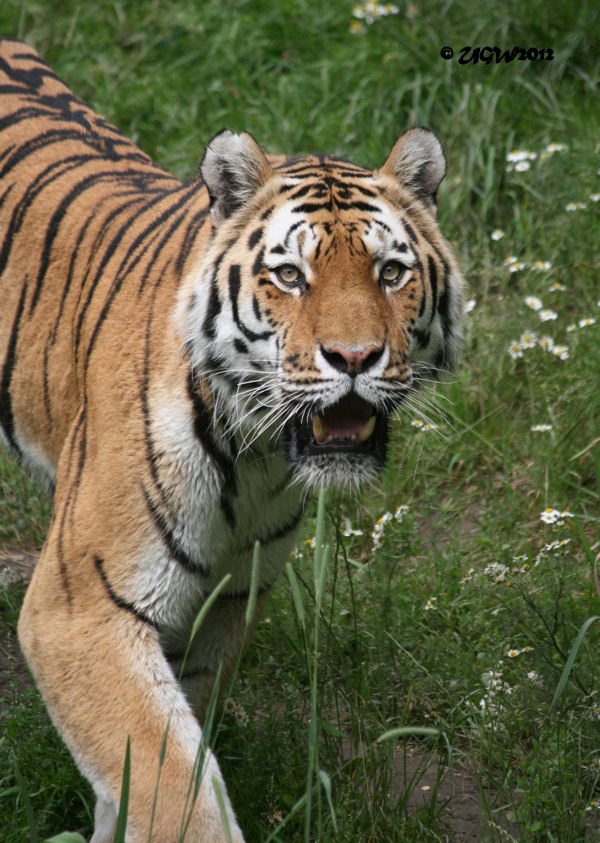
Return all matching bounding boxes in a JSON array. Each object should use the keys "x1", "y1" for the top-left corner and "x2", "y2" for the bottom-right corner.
[
  {"x1": 379, "y1": 128, "x2": 447, "y2": 213},
  {"x1": 200, "y1": 130, "x2": 274, "y2": 225}
]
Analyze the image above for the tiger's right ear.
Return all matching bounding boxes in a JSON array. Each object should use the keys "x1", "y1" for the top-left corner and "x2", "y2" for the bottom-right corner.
[
  {"x1": 201, "y1": 130, "x2": 274, "y2": 225},
  {"x1": 379, "y1": 128, "x2": 446, "y2": 214}
]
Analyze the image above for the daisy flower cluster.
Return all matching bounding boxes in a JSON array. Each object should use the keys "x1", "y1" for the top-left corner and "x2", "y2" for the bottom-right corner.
[
  {"x1": 539, "y1": 507, "x2": 574, "y2": 525},
  {"x1": 469, "y1": 656, "x2": 541, "y2": 732},
  {"x1": 477, "y1": 554, "x2": 529, "y2": 586},
  {"x1": 507, "y1": 645, "x2": 534, "y2": 658},
  {"x1": 504, "y1": 280, "x2": 584, "y2": 360},
  {"x1": 464, "y1": 521, "x2": 573, "y2": 588},
  {"x1": 224, "y1": 697, "x2": 250, "y2": 727},
  {"x1": 371, "y1": 504, "x2": 409, "y2": 550},
  {"x1": 475, "y1": 667, "x2": 514, "y2": 723},
  {"x1": 505, "y1": 142, "x2": 567, "y2": 173},
  {"x1": 506, "y1": 149, "x2": 538, "y2": 172},
  {"x1": 350, "y1": 1, "x2": 398, "y2": 32},
  {"x1": 505, "y1": 143, "x2": 600, "y2": 210},
  {"x1": 582, "y1": 756, "x2": 600, "y2": 776},
  {"x1": 410, "y1": 418, "x2": 437, "y2": 432}
]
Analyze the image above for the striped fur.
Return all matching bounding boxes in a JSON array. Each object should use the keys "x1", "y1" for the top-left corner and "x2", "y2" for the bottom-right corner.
[{"x1": 0, "y1": 39, "x2": 464, "y2": 842}]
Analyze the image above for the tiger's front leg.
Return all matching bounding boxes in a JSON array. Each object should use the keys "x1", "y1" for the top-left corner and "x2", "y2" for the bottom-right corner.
[{"x1": 18, "y1": 535, "x2": 245, "y2": 843}]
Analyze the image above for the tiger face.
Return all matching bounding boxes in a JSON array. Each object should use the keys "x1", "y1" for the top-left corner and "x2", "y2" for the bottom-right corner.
[{"x1": 183, "y1": 129, "x2": 464, "y2": 491}]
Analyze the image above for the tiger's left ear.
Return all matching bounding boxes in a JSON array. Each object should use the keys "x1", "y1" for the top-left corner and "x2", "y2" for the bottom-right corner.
[
  {"x1": 379, "y1": 128, "x2": 446, "y2": 214},
  {"x1": 201, "y1": 130, "x2": 274, "y2": 225}
]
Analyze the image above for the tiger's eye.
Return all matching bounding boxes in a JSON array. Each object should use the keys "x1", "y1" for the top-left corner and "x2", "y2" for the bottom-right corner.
[
  {"x1": 277, "y1": 265, "x2": 300, "y2": 285},
  {"x1": 381, "y1": 261, "x2": 403, "y2": 283}
]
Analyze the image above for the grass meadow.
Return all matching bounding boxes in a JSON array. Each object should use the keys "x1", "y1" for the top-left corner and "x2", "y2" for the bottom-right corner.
[{"x1": 1, "y1": 0, "x2": 599, "y2": 840}]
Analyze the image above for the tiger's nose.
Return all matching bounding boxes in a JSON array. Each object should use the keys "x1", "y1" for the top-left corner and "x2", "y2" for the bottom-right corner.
[{"x1": 320, "y1": 343, "x2": 384, "y2": 375}]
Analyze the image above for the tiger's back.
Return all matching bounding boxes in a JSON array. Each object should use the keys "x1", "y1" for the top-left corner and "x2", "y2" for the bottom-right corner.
[
  {"x1": 0, "y1": 38, "x2": 465, "y2": 843},
  {"x1": 0, "y1": 38, "x2": 208, "y2": 478}
]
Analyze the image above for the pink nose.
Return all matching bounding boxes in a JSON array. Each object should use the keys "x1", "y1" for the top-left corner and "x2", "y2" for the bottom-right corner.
[{"x1": 322, "y1": 343, "x2": 383, "y2": 375}]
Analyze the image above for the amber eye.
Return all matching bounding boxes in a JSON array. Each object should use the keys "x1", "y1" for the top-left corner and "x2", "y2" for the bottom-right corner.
[
  {"x1": 276, "y1": 265, "x2": 300, "y2": 285},
  {"x1": 380, "y1": 260, "x2": 405, "y2": 284}
]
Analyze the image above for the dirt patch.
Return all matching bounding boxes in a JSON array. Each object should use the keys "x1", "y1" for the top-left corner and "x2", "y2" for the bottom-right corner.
[
  {"x1": 0, "y1": 546, "x2": 38, "y2": 585},
  {"x1": 397, "y1": 743, "x2": 520, "y2": 841},
  {"x1": 340, "y1": 737, "x2": 520, "y2": 841},
  {"x1": 0, "y1": 547, "x2": 38, "y2": 701}
]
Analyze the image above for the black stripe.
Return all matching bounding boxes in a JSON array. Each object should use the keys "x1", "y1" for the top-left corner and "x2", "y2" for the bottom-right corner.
[
  {"x1": 416, "y1": 262, "x2": 426, "y2": 319},
  {"x1": 427, "y1": 254, "x2": 438, "y2": 324},
  {"x1": 283, "y1": 220, "x2": 306, "y2": 249},
  {"x1": 175, "y1": 206, "x2": 208, "y2": 275},
  {"x1": 436, "y1": 263, "x2": 452, "y2": 363},
  {"x1": 29, "y1": 168, "x2": 148, "y2": 315},
  {"x1": 252, "y1": 246, "x2": 265, "y2": 277},
  {"x1": 94, "y1": 556, "x2": 156, "y2": 627},
  {"x1": 83, "y1": 184, "x2": 198, "y2": 365},
  {"x1": 333, "y1": 200, "x2": 380, "y2": 213},
  {"x1": 73, "y1": 189, "x2": 159, "y2": 355},
  {"x1": 202, "y1": 269, "x2": 222, "y2": 340},
  {"x1": 50, "y1": 201, "x2": 115, "y2": 345},
  {"x1": 228, "y1": 264, "x2": 273, "y2": 342},
  {"x1": 217, "y1": 583, "x2": 273, "y2": 602},
  {"x1": 403, "y1": 221, "x2": 418, "y2": 243},
  {"x1": 288, "y1": 183, "x2": 313, "y2": 201},
  {"x1": 292, "y1": 200, "x2": 333, "y2": 214},
  {"x1": 251, "y1": 505, "x2": 304, "y2": 550},
  {"x1": 252, "y1": 294, "x2": 262, "y2": 322},
  {"x1": 55, "y1": 407, "x2": 88, "y2": 608},
  {"x1": 248, "y1": 227, "x2": 263, "y2": 249},
  {"x1": 142, "y1": 486, "x2": 209, "y2": 575},
  {"x1": 0, "y1": 279, "x2": 27, "y2": 456},
  {"x1": 137, "y1": 207, "x2": 188, "y2": 294},
  {"x1": 186, "y1": 370, "x2": 237, "y2": 527},
  {"x1": 414, "y1": 328, "x2": 430, "y2": 349}
]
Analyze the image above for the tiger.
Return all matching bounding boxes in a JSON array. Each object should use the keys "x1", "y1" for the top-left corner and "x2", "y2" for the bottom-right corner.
[{"x1": 0, "y1": 38, "x2": 464, "y2": 843}]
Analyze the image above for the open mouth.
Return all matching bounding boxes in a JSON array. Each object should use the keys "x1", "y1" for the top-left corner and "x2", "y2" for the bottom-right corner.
[
  {"x1": 311, "y1": 392, "x2": 377, "y2": 449},
  {"x1": 284, "y1": 392, "x2": 389, "y2": 467}
]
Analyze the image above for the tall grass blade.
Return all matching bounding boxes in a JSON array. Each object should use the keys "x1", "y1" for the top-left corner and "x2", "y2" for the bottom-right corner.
[
  {"x1": 13, "y1": 758, "x2": 38, "y2": 843},
  {"x1": 114, "y1": 736, "x2": 131, "y2": 842},
  {"x1": 313, "y1": 486, "x2": 326, "y2": 576},
  {"x1": 377, "y1": 726, "x2": 440, "y2": 742},
  {"x1": 147, "y1": 716, "x2": 171, "y2": 842},
  {"x1": 286, "y1": 562, "x2": 305, "y2": 629},
  {"x1": 550, "y1": 615, "x2": 600, "y2": 710},
  {"x1": 178, "y1": 573, "x2": 232, "y2": 684},
  {"x1": 212, "y1": 775, "x2": 233, "y2": 843},
  {"x1": 179, "y1": 663, "x2": 224, "y2": 842},
  {"x1": 245, "y1": 540, "x2": 261, "y2": 627},
  {"x1": 318, "y1": 769, "x2": 337, "y2": 834}
]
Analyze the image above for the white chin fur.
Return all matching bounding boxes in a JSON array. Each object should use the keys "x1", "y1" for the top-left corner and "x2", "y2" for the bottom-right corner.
[{"x1": 291, "y1": 455, "x2": 380, "y2": 495}]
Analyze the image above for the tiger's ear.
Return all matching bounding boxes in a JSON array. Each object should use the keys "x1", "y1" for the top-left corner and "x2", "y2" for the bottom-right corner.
[
  {"x1": 379, "y1": 128, "x2": 446, "y2": 214},
  {"x1": 201, "y1": 130, "x2": 274, "y2": 225}
]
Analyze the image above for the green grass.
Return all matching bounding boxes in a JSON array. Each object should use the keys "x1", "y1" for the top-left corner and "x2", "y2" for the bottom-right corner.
[{"x1": 1, "y1": 0, "x2": 599, "y2": 840}]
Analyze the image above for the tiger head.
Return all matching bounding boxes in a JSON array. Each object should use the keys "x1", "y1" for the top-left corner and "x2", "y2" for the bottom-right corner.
[{"x1": 182, "y1": 129, "x2": 464, "y2": 491}]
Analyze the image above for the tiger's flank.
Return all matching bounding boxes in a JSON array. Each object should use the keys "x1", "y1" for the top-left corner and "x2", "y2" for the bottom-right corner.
[{"x1": 0, "y1": 38, "x2": 464, "y2": 842}]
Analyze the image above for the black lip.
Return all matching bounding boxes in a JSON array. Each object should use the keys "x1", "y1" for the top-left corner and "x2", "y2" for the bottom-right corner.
[{"x1": 283, "y1": 409, "x2": 389, "y2": 466}]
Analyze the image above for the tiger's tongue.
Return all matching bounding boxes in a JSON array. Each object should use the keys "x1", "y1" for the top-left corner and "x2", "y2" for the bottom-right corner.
[{"x1": 312, "y1": 394, "x2": 376, "y2": 443}]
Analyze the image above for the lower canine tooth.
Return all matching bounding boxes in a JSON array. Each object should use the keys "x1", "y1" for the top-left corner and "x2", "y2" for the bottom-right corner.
[{"x1": 358, "y1": 416, "x2": 376, "y2": 443}]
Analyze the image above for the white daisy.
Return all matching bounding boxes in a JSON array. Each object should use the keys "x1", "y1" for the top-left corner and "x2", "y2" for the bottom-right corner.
[{"x1": 525, "y1": 296, "x2": 543, "y2": 310}]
